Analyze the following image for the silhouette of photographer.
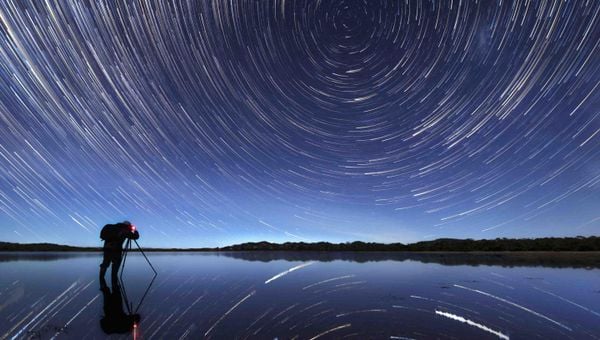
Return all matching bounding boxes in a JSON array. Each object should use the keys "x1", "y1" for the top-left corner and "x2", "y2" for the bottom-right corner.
[
  {"x1": 99, "y1": 277, "x2": 141, "y2": 334},
  {"x1": 99, "y1": 221, "x2": 139, "y2": 285}
]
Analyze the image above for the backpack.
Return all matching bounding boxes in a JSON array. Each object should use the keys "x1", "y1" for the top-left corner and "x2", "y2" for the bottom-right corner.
[{"x1": 100, "y1": 224, "x2": 121, "y2": 241}]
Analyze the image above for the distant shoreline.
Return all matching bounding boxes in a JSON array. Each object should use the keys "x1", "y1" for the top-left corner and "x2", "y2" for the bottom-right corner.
[
  {"x1": 1, "y1": 248, "x2": 599, "y2": 269},
  {"x1": 1, "y1": 236, "x2": 599, "y2": 252}
]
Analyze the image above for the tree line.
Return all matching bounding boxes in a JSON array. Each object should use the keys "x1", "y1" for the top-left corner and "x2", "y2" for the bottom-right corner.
[
  {"x1": 220, "y1": 236, "x2": 600, "y2": 252},
  {"x1": 2, "y1": 236, "x2": 599, "y2": 252}
]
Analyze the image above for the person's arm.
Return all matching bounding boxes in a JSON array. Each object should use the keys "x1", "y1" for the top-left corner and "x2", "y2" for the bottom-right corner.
[{"x1": 117, "y1": 224, "x2": 128, "y2": 239}]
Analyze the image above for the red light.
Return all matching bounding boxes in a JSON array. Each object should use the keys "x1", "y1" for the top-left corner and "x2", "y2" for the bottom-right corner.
[{"x1": 131, "y1": 225, "x2": 136, "y2": 232}]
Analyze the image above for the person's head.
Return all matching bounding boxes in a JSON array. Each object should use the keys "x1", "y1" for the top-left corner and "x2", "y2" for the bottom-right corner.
[{"x1": 122, "y1": 220, "x2": 136, "y2": 234}]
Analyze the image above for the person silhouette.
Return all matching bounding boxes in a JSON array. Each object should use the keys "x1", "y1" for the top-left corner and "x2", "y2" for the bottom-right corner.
[
  {"x1": 99, "y1": 221, "x2": 140, "y2": 286},
  {"x1": 99, "y1": 276, "x2": 141, "y2": 334}
]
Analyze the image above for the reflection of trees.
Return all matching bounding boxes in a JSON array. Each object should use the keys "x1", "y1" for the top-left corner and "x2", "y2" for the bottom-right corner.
[
  {"x1": 0, "y1": 252, "x2": 100, "y2": 262},
  {"x1": 2, "y1": 237, "x2": 598, "y2": 268},
  {"x1": 219, "y1": 251, "x2": 600, "y2": 269}
]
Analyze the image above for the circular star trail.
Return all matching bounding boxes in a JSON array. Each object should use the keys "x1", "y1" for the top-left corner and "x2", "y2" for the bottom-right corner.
[{"x1": 0, "y1": 0, "x2": 598, "y2": 247}]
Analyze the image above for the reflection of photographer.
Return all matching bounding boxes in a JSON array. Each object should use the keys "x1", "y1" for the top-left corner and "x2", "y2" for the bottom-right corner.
[
  {"x1": 99, "y1": 221, "x2": 140, "y2": 285},
  {"x1": 100, "y1": 278, "x2": 141, "y2": 335}
]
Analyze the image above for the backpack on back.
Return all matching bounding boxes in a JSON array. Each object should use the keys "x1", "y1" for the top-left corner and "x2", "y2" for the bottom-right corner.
[{"x1": 100, "y1": 224, "x2": 121, "y2": 241}]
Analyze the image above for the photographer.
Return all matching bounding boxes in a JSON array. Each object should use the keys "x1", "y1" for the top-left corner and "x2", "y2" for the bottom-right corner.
[{"x1": 99, "y1": 221, "x2": 140, "y2": 286}]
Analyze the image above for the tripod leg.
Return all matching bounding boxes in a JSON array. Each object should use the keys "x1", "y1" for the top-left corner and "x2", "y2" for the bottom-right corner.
[
  {"x1": 133, "y1": 239, "x2": 158, "y2": 275},
  {"x1": 119, "y1": 239, "x2": 131, "y2": 283}
]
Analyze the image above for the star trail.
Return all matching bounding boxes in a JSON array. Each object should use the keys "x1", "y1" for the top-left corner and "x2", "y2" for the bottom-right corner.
[{"x1": 0, "y1": 0, "x2": 598, "y2": 247}]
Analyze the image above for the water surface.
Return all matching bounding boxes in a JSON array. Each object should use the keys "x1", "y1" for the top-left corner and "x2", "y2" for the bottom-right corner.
[{"x1": 1, "y1": 252, "x2": 599, "y2": 339}]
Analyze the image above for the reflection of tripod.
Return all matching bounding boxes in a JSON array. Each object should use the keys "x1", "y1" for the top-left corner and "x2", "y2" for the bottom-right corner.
[{"x1": 119, "y1": 238, "x2": 158, "y2": 315}]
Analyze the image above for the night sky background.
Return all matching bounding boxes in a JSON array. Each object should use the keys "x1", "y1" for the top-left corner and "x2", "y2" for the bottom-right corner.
[{"x1": 0, "y1": 0, "x2": 598, "y2": 248}]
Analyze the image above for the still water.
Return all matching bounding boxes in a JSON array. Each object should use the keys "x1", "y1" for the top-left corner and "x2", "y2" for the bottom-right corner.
[{"x1": 0, "y1": 252, "x2": 599, "y2": 339}]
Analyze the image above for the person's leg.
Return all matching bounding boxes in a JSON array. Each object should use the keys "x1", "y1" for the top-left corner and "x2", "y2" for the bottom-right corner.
[
  {"x1": 111, "y1": 253, "x2": 122, "y2": 286},
  {"x1": 99, "y1": 251, "x2": 110, "y2": 280}
]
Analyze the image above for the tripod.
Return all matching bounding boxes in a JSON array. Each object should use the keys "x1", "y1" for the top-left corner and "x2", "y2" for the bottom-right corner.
[
  {"x1": 119, "y1": 238, "x2": 158, "y2": 279},
  {"x1": 119, "y1": 238, "x2": 158, "y2": 314}
]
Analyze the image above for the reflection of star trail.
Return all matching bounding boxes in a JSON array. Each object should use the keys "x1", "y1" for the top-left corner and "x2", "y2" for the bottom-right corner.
[
  {"x1": 533, "y1": 286, "x2": 600, "y2": 318},
  {"x1": 0, "y1": 1, "x2": 598, "y2": 246},
  {"x1": 435, "y1": 310, "x2": 510, "y2": 340},
  {"x1": 9, "y1": 281, "x2": 84, "y2": 339},
  {"x1": 204, "y1": 290, "x2": 256, "y2": 337},
  {"x1": 3, "y1": 254, "x2": 600, "y2": 338},
  {"x1": 264, "y1": 261, "x2": 314, "y2": 284},
  {"x1": 453, "y1": 284, "x2": 572, "y2": 331}
]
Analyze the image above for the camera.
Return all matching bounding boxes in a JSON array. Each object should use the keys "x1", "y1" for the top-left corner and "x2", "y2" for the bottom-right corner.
[{"x1": 125, "y1": 225, "x2": 139, "y2": 240}]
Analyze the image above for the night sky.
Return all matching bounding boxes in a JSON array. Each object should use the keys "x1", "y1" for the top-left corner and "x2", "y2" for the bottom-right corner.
[{"x1": 0, "y1": 1, "x2": 598, "y2": 248}]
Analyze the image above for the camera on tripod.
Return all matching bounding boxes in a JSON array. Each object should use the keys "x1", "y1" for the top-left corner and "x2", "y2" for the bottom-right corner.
[{"x1": 124, "y1": 224, "x2": 139, "y2": 239}]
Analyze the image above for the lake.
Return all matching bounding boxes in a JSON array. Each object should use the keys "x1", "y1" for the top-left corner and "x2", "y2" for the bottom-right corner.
[{"x1": 1, "y1": 252, "x2": 599, "y2": 339}]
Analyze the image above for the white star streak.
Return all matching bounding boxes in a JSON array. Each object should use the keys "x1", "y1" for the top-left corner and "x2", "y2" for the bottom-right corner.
[
  {"x1": 435, "y1": 310, "x2": 509, "y2": 340},
  {"x1": 265, "y1": 262, "x2": 315, "y2": 284},
  {"x1": 453, "y1": 284, "x2": 572, "y2": 332}
]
